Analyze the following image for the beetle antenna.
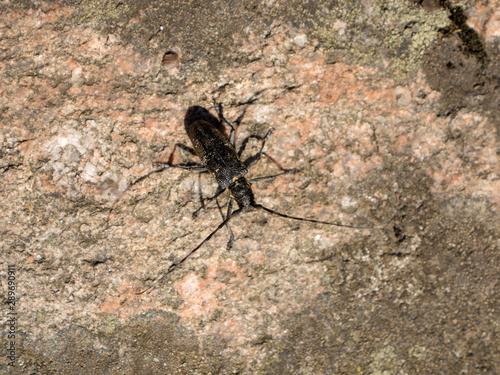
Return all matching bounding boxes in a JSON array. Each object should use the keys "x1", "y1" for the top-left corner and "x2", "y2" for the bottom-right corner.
[
  {"x1": 253, "y1": 204, "x2": 371, "y2": 229},
  {"x1": 135, "y1": 208, "x2": 243, "y2": 295}
]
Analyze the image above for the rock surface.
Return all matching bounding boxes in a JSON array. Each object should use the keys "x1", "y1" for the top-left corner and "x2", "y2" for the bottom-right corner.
[{"x1": 0, "y1": 0, "x2": 498, "y2": 374}]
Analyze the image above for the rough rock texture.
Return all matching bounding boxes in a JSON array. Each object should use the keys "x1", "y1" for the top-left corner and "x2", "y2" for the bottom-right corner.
[{"x1": 0, "y1": 0, "x2": 498, "y2": 374}]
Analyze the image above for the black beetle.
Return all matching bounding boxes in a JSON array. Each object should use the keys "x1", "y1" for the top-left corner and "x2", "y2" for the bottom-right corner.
[{"x1": 133, "y1": 101, "x2": 366, "y2": 293}]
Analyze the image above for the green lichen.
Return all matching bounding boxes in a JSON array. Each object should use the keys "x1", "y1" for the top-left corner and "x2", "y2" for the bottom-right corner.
[
  {"x1": 375, "y1": 0, "x2": 450, "y2": 76},
  {"x1": 409, "y1": 345, "x2": 427, "y2": 359},
  {"x1": 309, "y1": 0, "x2": 451, "y2": 81},
  {"x1": 368, "y1": 345, "x2": 399, "y2": 375},
  {"x1": 76, "y1": 0, "x2": 131, "y2": 26},
  {"x1": 99, "y1": 313, "x2": 121, "y2": 336}
]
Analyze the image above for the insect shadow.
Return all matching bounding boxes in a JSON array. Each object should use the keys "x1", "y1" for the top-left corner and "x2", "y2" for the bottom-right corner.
[{"x1": 123, "y1": 101, "x2": 369, "y2": 294}]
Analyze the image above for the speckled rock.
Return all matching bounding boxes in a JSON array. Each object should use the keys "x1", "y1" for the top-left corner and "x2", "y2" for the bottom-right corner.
[{"x1": 0, "y1": 1, "x2": 498, "y2": 374}]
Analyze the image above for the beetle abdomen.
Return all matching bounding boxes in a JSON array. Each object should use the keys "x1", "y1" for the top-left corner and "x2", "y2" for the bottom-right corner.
[{"x1": 188, "y1": 120, "x2": 248, "y2": 189}]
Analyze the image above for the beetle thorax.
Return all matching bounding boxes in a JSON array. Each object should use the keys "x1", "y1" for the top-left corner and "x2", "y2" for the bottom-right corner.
[{"x1": 228, "y1": 177, "x2": 255, "y2": 209}]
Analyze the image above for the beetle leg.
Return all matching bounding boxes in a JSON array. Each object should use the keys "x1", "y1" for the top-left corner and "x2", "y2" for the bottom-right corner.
[
  {"x1": 242, "y1": 129, "x2": 274, "y2": 168},
  {"x1": 152, "y1": 163, "x2": 206, "y2": 172},
  {"x1": 173, "y1": 142, "x2": 197, "y2": 157},
  {"x1": 214, "y1": 100, "x2": 238, "y2": 147},
  {"x1": 153, "y1": 143, "x2": 204, "y2": 170},
  {"x1": 260, "y1": 152, "x2": 298, "y2": 173},
  {"x1": 152, "y1": 142, "x2": 206, "y2": 171},
  {"x1": 225, "y1": 198, "x2": 235, "y2": 250},
  {"x1": 156, "y1": 143, "x2": 194, "y2": 165},
  {"x1": 237, "y1": 134, "x2": 264, "y2": 158},
  {"x1": 197, "y1": 172, "x2": 205, "y2": 212},
  {"x1": 135, "y1": 207, "x2": 245, "y2": 295},
  {"x1": 216, "y1": 197, "x2": 235, "y2": 250},
  {"x1": 192, "y1": 186, "x2": 226, "y2": 218},
  {"x1": 249, "y1": 169, "x2": 297, "y2": 184},
  {"x1": 108, "y1": 143, "x2": 206, "y2": 220}
]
